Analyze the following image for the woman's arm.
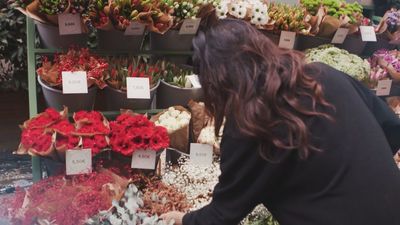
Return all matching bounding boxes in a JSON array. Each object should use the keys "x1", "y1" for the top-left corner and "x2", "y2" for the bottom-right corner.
[
  {"x1": 346, "y1": 75, "x2": 400, "y2": 154},
  {"x1": 181, "y1": 120, "x2": 284, "y2": 225}
]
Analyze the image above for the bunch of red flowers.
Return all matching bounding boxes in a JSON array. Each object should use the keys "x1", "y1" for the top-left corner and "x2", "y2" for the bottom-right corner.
[
  {"x1": 52, "y1": 120, "x2": 80, "y2": 151},
  {"x1": 110, "y1": 114, "x2": 169, "y2": 156},
  {"x1": 18, "y1": 108, "x2": 66, "y2": 156},
  {"x1": 73, "y1": 111, "x2": 110, "y2": 156},
  {"x1": 37, "y1": 48, "x2": 109, "y2": 89}
]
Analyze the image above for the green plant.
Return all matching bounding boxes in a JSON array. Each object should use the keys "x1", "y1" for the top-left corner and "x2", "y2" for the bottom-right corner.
[
  {"x1": 11, "y1": 0, "x2": 34, "y2": 8},
  {"x1": 161, "y1": 62, "x2": 193, "y2": 88},
  {"x1": 0, "y1": 1, "x2": 27, "y2": 91},
  {"x1": 300, "y1": 0, "x2": 363, "y2": 24},
  {"x1": 39, "y1": 0, "x2": 69, "y2": 15}
]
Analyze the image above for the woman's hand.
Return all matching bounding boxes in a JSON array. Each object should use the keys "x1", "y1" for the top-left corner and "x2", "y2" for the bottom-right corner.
[{"x1": 160, "y1": 211, "x2": 184, "y2": 225}]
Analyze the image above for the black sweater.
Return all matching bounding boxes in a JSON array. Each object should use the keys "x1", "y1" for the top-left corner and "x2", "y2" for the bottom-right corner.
[{"x1": 183, "y1": 63, "x2": 400, "y2": 225}]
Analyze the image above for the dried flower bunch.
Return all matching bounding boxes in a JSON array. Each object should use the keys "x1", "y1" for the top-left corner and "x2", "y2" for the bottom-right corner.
[
  {"x1": 107, "y1": 56, "x2": 162, "y2": 91},
  {"x1": 110, "y1": 113, "x2": 170, "y2": 156},
  {"x1": 162, "y1": 155, "x2": 220, "y2": 210},
  {"x1": 37, "y1": 48, "x2": 109, "y2": 89},
  {"x1": 6, "y1": 170, "x2": 128, "y2": 225}
]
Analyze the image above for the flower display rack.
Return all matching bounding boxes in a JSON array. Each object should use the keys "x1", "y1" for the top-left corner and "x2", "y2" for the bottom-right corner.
[{"x1": 26, "y1": 17, "x2": 193, "y2": 181}]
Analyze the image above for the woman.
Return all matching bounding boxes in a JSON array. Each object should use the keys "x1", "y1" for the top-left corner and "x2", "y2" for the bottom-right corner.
[{"x1": 161, "y1": 19, "x2": 400, "y2": 225}]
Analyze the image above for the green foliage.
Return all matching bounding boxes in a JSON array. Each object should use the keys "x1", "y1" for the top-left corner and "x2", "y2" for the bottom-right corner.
[
  {"x1": 38, "y1": 0, "x2": 69, "y2": 15},
  {"x1": 0, "y1": 1, "x2": 27, "y2": 91},
  {"x1": 300, "y1": 0, "x2": 363, "y2": 23}
]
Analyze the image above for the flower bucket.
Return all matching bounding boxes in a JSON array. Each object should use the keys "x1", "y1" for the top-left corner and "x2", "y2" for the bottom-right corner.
[
  {"x1": 335, "y1": 34, "x2": 366, "y2": 55},
  {"x1": 102, "y1": 80, "x2": 160, "y2": 111},
  {"x1": 38, "y1": 77, "x2": 97, "y2": 112},
  {"x1": 156, "y1": 80, "x2": 204, "y2": 109},
  {"x1": 297, "y1": 34, "x2": 332, "y2": 51},
  {"x1": 362, "y1": 33, "x2": 397, "y2": 56},
  {"x1": 97, "y1": 28, "x2": 144, "y2": 52},
  {"x1": 149, "y1": 30, "x2": 193, "y2": 64},
  {"x1": 35, "y1": 21, "x2": 88, "y2": 49},
  {"x1": 261, "y1": 31, "x2": 280, "y2": 45}
]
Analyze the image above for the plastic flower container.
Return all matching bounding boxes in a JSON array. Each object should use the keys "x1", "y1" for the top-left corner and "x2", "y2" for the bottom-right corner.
[
  {"x1": 38, "y1": 77, "x2": 97, "y2": 112},
  {"x1": 102, "y1": 80, "x2": 160, "y2": 111},
  {"x1": 156, "y1": 80, "x2": 204, "y2": 109},
  {"x1": 35, "y1": 21, "x2": 88, "y2": 49},
  {"x1": 97, "y1": 28, "x2": 145, "y2": 52}
]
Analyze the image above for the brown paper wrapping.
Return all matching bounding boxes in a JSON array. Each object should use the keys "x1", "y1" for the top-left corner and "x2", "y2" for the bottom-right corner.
[
  {"x1": 150, "y1": 106, "x2": 190, "y2": 153},
  {"x1": 15, "y1": 132, "x2": 58, "y2": 161},
  {"x1": 188, "y1": 100, "x2": 210, "y2": 142},
  {"x1": 317, "y1": 15, "x2": 341, "y2": 38}
]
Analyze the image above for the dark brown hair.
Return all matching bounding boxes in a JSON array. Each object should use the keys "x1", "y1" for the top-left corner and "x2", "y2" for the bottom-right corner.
[{"x1": 192, "y1": 19, "x2": 333, "y2": 159}]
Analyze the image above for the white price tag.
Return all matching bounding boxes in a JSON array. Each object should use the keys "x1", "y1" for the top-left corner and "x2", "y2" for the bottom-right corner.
[
  {"x1": 126, "y1": 77, "x2": 151, "y2": 99},
  {"x1": 190, "y1": 143, "x2": 213, "y2": 166},
  {"x1": 278, "y1": 31, "x2": 296, "y2": 49},
  {"x1": 125, "y1": 22, "x2": 146, "y2": 36},
  {"x1": 331, "y1": 28, "x2": 349, "y2": 44},
  {"x1": 179, "y1": 18, "x2": 201, "y2": 35},
  {"x1": 66, "y1": 149, "x2": 92, "y2": 175},
  {"x1": 376, "y1": 80, "x2": 392, "y2": 96},
  {"x1": 58, "y1": 13, "x2": 82, "y2": 35},
  {"x1": 62, "y1": 71, "x2": 88, "y2": 94},
  {"x1": 131, "y1": 150, "x2": 157, "y2": 170},
  {"x1": 187, "y1": 75, "x2": 201, "y2": 88},
  {"x1": 360, "y1": 26, "x2": 377, "y2": 42}
]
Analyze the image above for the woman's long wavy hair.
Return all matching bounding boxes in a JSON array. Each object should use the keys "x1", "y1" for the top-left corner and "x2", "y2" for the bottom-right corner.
[{"x1": 193, "y1": 19, "x2": 333, "y2": 160}]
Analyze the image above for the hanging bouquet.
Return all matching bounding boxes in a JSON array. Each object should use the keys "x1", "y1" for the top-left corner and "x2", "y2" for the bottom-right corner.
[
  {"x1": 16, "y1": 107, "x2": 68, "y2": 159},
  {"x1": 369, "y1": 49, "x2": 400, "y2": 82},
  {"x1": 161, "y1": 62, "x2": 194, "y2": 88},
  {"x1": 110, "y1": 113, "x2": 170, "y2": 156},
  {"x1": 72, "y1": 110, "x2": 111, "y2": 156},
  {"x1": 36, "y1": 48, "x2": 109, "y2": 89},
  {"x1": 107, "y1": 56, "x2": 162, "y2": 91}
]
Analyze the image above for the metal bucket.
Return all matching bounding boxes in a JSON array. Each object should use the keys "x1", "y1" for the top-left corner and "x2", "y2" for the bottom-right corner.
[
  {"x1": 156, "y1": 80, "x2": 204, "y2": 109},
  {"x1": 35, "y1": 21, "x2": 88, "y2": 49},
  {"x1": 102, "y1": 80, "x2": 160, "y2": 111},
  {"x1": 297, "y1": 34, "x2": 331, "y2": 51},
  {"x1": 98, "y1": 28, "x2": 144, "y2": 52},
  {"x1": 38, "y1": 77, "x2": 97, "y2": 112},
  {"x1": 335, "y1": 34, "x2": 366, "y2": 55}
]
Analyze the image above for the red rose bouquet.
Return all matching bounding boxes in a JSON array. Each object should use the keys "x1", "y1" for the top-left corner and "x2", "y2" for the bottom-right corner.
[
  {"x1": 51, "y1": 119, "x2": 80, "y2": 159},
  {"x1": 73, "y1": 110, "x2": 110, "y2": 156},
  {"x1": 110, "y1": 113, "x2": 169, "y2": 156}
]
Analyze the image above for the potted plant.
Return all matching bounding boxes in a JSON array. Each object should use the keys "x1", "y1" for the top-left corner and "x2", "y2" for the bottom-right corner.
[
  {"x1": 36, "y1": 48, "x2": 109, "y2": 112},
  {"x1": 156, "y1": 62, "x2": 203, "y2": 108},
  {"x1": 103, "y1": 56, "x2": 161, "y2": 110}
]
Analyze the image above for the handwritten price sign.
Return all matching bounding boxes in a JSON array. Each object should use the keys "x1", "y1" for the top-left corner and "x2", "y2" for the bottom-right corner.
[
  {"x1": 131, "y1": 150, "x2": 157, "y2": 170},
  {"x1": 66, "y1": 149, "x2": 92, "y2": 175}
]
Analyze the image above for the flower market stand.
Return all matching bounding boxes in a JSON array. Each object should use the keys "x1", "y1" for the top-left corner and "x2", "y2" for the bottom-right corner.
[{"x1": 25, "y1": 17, "x2": 193, "y2": 181}]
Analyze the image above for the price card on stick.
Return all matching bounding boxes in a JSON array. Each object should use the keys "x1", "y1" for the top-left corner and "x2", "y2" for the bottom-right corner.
[
  {"x1": 190, "y1": 143, "x2": 213, "y2": 166},
  {"x1": 126, "y1": 77, "x2": 151, "y2": 99},
  {"x1": 58, "y1": 13, "x2": 82, "y2": 35},
  {"x1": 62, "y1": 71, "x2": 88, "y2": 94},
  {"x1": 125, "y1": 22, "x2": 146, "y2": 36},
  {"x1": 179, "y1": 18, "x2": 201, "y2": 35},
  {"x1": 376, "y1": 80, "x2": 393, "y2": 96},
  {"x1": 66, "y1": 149, "x2": 92, "y2": 175},
  {"x1": 131, "y1": 150, "x2": 157, "y2": 170},
  {"x1": 187, "y1": 75, "x2": 202, "y2": 88},
  {"x1": 331, "y1": 28, "x2": 349, "y2": 44},
  {"x1": 278, "y1": 31, "x2": 296, "y2": 49},
  {"x1": 360, "y1": 26, "x2": 377, "y2": 42}
]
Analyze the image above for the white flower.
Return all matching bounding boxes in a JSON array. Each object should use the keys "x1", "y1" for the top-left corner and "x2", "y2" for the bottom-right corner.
[
  {"x1": 216, "y1": 2, "x2": 229, "y2": 19},
  {"x1": 198, "y1": 126, "x2": 216, "y2": 145},
  {"x1": 229, "y1": 2, "x2": 248, "y2": 19}
]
